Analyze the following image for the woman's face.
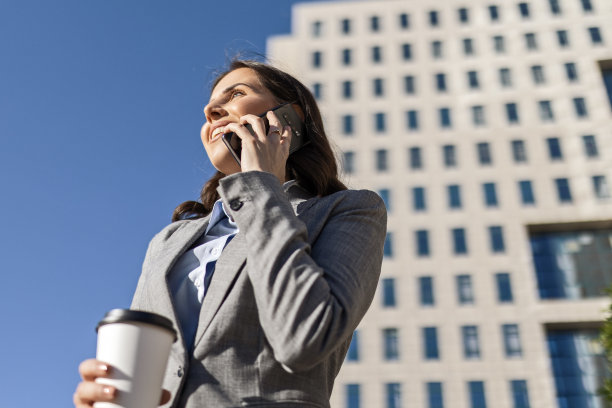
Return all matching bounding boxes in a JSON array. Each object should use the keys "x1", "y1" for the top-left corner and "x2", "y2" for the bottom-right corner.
[{"x1": 201, "y1": 67, "x2": 279, "y2": 175}]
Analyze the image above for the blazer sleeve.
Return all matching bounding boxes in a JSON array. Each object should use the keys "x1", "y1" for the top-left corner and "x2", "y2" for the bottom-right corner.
[{"x1": 218, "y1": 171, "x2": 387, "y2": 372}]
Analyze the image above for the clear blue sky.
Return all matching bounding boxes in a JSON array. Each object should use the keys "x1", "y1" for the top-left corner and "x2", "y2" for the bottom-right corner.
[{"x1": 0, "y1": 1, "x2": 332, "y2": 405}]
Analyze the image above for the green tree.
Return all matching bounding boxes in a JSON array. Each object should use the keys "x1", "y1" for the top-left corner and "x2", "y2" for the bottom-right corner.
[{"x1": 602, "y1": 289, "x2": 612, "y2": 402}]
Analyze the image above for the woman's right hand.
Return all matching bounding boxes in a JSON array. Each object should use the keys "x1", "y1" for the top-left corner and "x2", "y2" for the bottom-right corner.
[
  {"x1": 73, "y1": 359, "x2": 116, "y2": 407},
  {"x1": 73, "y1": 359, "x2": 172, "y2": 407}
]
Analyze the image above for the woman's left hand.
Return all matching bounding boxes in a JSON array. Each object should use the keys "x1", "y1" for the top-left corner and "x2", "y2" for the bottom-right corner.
[{"x1": 221, "y1": 110, "x2": 292, "y2": 182}]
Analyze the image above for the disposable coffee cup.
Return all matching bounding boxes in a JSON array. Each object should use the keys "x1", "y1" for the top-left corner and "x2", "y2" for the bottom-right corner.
[{"x1": 95, "y1": 309, "x2": 177, "y2": 408}]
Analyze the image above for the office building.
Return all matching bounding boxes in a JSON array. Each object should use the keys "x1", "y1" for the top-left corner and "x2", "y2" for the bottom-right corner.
[{"x1": 268, "y1": 0, "x2": 612, "y2": 406}]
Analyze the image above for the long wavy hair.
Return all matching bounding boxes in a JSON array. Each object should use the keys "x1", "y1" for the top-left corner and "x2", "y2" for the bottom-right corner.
[{"x1": 172, "y1": 60, "x2": 347, "y2": 221}]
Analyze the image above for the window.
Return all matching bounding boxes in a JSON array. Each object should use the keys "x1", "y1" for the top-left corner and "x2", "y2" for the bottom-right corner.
[
  {"x1": 312, "y1": 21, "x2": 322, "y2": 37},
  {"x1": 429, "y1": 10, "x2": 439, "y2": 26},
  {"x1": 468, "y1": 381, "x2": 487, "y2": 408},
  {"x1": 589, "y1": 27, "x2": 603, "y2": 44},
  {"x1": 375, "y1": 149, "x2": 388, "y2": 171},
  {"x1": 467, "y1": 71, "x2": 479, "y2": 89},
  {"x1": 503, "y1": 324, "x2": 522, "y2": 357},
  {"x1": 477, "y1": 142, "x2": 492, "y2": 165},
  {"x1": 372, "y1": 46, "x2": 382, "y2": 63},
  {"x1": 505, "y1": 102, "x2": 519, "y2": 123},
  {"x1": 416, "y1": 229, "x2": 430, "y2": 256},
  {"x1": 462, "y1": 326, "x2": 480, "y2": 359},
  {"x1": 537, "y1": 100, "x2": 554, "y2": 122},
  {"x1": 582, "y1": 135, "x2": 599, "y2": 157},
  {"x1": 511, "y1": 140, "x2": 527, "y2": 163},
  {"x1": 375, "y1": 112, "x2": 386, "y2": 133},
  {"x1": 452, "y1": 228, "x2": 468, "y2": 255},
  {"x1": 342, "y1": 114, "x2": 354, "y2": 136},
  {"x1": 312, "y1": 51, "x2": 323, "y2": 68},
  {"x1": 518, "y1": 180, "x2": 535, "y2": 205},
  {"x1": 510, "y1": 380, "x2": 530, "y2": 408},
  {"x1": 483, "y1": 183, "x2": 498, "y2": 207},
  {"x1": 573, "y1": 97, "x2": 588, "y2": 117},
  {"x1": 518, "y1": 2, "x2": 530, "y2": 18},
  {"x1": 404, "y1": 75, "x2": 415, "y2": 94},
  {"x1": 373, "y1": 78, "x2": 384, "y2": 97},
  {"x1": 409, "y1": 147, "x2": 423, "y2": 169},
  {"x1": 423, "y1": 327, "x2": 439, "y2": 359},
  {"x1": 549, "y1": 0, "x2": 561, "y2": 14},
  {"x1": 546, "y1": 137, "x2": 563, "y2": 160},
  {"x1": 346, "y1": 384, "x2": 360, "y2": 408},
  {"x1": 524, "y1": 33, "x2": 537, "y2": 50},
  {"x1": 341, "y1": 18, "x2": 351, "y2": 34},
  {"x1": 555, "y1": 178, "x2": 572, "y2": 202},
  {"x1": 531, "y1": 65, "x2": 545, "y2": 84},
  {"x1": 458, "y1": 7, "x2": 469, "y2": 23},
  {"x1": 384, "y1": 232, "x2": 393, "y2": 257},
  {"x1": 443, "y1": 145, "x2": 457, "y2": 168},
  {"x1": 427, "y1": 382, "x2": 444, "y2": 408},
  {"x1": 488, "y1": 5, "x2": 500, "y2": 21},
  {"x1": 495, "y1": 273, "x2": 514, "y2": 302},
  {"x1": 402, "y1": 43, "x2": 412, "y2": 61},
  {"x1": 431, "y1": 41, "x2": 443, "y2": 58},
  {"x1": 412, "y1": 186, "x2": 427, "y2": 211},
  {"x1": 343, "y1": 151, "x2": 355, "y2": 174},
  {"x1": 439, "y1": 108, "x2": 452, "y2": 128},
  {"x1": 386, "y1": 383, "x2": 401, "y2": 408},
  {"x1": 382, "y1": 278, "x2": 396, "y2": 307},
  {"x1": 457, "y1": 275, "x2": 474, "y2": 304},
  {"x1": 383, "y1": 328, "x2": 399, "y2": 360},
  {"x1": 472, "y1": 106, "x2": 485, "y2": 126},
  {"x1": 556, "y1": 30, "x2": 569, "y2": 47},
  {"x1": 435, "y1": 73, "x2": 447, "y2": 92},
  {"x1": 419, "y1": 276, "x2": 434, "y2": 306},
  {"x1": 342, "y1": 48, "x2": 352, "y2": 66},
  {"x1": 342, "y1": 80, "x2": 353, "y2": 99},
  {"x1": 463, "y1": 38, "x2": 474, "y2": 55},
  {"x1": 448, "y1": 185, "x2": 462, "y2": 209},
  {"x1": 593, "y1": 175, "x2": 610, "y2": 199},
  {"x1": 399, "y1": 13, "x2": 410, "y2": 29},
  {"x1": 493, "y1": 35, "x2": 505, "y2": 53},
  {"x1": 581, "y1": 0, "x2": 593, "y2": 12},
  {"x1": 370, "y1": 15, "x2": 380, "y2": 32},
  {"x1": 312, "y1": 83, "x2": 322, "y2": 100},
  {"x1": 564, "y1": 62, "x2": 578, "y2": 82},
  {"x1": 378, "y1": 188, "x2": 391, "y2": 211},
  {"x1": 406, "y1": 110, "x2": 419, "y2": 130},
  {"x1": 499, "y1": 68, "x2": 513, "y2": 87},
  {"x1": 346, "y1": 331, "x2": 359, "y2": 361},
  {"x1": 489, "y1": 226, "x2": 505, "y2": 253}
]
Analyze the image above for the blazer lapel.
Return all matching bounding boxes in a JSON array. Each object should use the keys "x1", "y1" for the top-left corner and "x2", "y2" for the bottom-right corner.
[{"x1": 192, "y1": 231, "x2": 247, "y2": 348}]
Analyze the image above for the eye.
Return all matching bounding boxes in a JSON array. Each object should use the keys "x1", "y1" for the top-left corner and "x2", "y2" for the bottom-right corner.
[{"x1": 229, "y1": 89, "x2": 246, "y2": 100}]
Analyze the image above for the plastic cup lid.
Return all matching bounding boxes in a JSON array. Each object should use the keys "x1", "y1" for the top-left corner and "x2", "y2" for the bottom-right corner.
[{"x1": 96, "y1": 309, "x2": 177, "y2": 341}]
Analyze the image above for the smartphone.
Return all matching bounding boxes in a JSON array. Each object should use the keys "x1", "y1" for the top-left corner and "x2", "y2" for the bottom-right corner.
[{"x1": 221, "y1": 103, "x2": 309, "y2": 166}]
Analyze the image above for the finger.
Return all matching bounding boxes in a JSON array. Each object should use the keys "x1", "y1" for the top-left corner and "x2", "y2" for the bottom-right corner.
[
  {"x1": 74, "y1": 381, "x2": 116, "y2": 407},
  {"x1": 266, "y1": 110, "x2": 283, "y2": 140},
  {"x1": 79, "y1": 359, "x2": 111, "y2": 381},
  {"x1": 280, "y1": 125, "x2": 292, "y2": 152},
  {"x1": 240, "y1": 114, "x2": 268, "y2": 140},
  {"x1": 160, "y1": 389, "x2": 172, "y2": 405}
]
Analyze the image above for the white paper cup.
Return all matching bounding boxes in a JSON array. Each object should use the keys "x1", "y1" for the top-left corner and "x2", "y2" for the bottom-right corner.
[{"x1": 94, "y1": 309, "x2": 177, "y2": 408}]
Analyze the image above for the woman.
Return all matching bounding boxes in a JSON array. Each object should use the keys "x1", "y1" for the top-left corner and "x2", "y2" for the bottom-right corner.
[{"x1": 74, "y1": 60, "x2": 386, "y2": 408}]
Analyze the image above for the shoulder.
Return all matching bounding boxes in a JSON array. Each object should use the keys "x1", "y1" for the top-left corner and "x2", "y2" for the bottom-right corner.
[{"x1": 301, "y1": 188, "x2": 387, "y2": 223}]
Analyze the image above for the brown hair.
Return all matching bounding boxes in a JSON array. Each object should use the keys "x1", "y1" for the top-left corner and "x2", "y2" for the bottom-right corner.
[{"x1": 172, "y1": 60, "x2": 347, "y2": 221}]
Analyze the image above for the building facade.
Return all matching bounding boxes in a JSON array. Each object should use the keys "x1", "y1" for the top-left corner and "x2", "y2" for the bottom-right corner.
[{"x1": 268, "y1": 0, "x2": 612, "y2": 407}]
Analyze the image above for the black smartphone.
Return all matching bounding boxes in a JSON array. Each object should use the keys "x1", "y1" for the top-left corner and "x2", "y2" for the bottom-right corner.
[{"x1": 221, "y1": 103, "x2": 309, "y2": 166}]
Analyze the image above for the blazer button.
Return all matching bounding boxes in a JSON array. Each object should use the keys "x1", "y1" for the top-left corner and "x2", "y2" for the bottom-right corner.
[
  {"x1": 177, "y1": 366, "x2": 184, "y2": 378},
  {"x1": 229, "y1": 199, "x2": 243, "y2": 211}
]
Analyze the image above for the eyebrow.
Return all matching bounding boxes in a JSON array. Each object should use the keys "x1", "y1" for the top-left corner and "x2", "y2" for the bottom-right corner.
[{"x1": 220, "y1": 82, "x2": 260, "y2": 95}]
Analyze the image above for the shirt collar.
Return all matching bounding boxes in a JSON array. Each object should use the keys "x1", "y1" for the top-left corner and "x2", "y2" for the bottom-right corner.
[{"x1": 205, "y1": 199, "x2": 237, "y2": 235}]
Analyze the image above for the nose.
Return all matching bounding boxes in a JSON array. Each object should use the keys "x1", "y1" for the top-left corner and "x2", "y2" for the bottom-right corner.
[{"x1": 203, "y1": 101, "x2": 227, "y2": 122}]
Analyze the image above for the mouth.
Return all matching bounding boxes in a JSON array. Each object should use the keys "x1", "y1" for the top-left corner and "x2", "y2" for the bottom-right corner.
[{"x1": 209, "y1": 121, "x2": 232, "y2": 142}]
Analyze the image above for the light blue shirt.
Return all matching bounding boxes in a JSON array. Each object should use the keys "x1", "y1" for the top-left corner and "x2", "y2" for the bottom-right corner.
[{"x1": 167, "y1": 199, "x2": 238, "y2": 350}]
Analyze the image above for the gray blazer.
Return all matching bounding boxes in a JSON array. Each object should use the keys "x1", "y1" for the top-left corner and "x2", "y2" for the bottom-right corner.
[{"x1": 131, "y1": 171, "x2": 387, "y2": 408}]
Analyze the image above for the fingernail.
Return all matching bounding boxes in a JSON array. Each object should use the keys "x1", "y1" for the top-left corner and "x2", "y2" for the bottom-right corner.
[
  {"x1": 98, "y1": 363, "x2": 109, "y2": 373},
  {"x1": 102, "y1": 386, "x2": 116, "y2": 397}
]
